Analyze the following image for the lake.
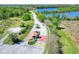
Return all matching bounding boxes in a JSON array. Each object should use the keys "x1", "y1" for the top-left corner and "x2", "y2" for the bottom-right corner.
[
  {"x1": 36, "y1": 8, "x2": 79, "y2": 18},
  {"x1": 45, "y1": 11, "x2": 79, "y2": 18},
  {"x1": 36, "y1": 8, "x2": 58, "y2": 12}
]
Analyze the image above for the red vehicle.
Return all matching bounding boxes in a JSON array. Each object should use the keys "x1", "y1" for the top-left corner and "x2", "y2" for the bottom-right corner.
[{"x1": 32, "y1": 31, "x2": 41, "y2": 39}]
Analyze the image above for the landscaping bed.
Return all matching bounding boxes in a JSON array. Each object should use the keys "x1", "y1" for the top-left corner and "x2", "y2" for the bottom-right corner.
[{"x1": 4, "y1": 20, "x2": 34, "y2": 44}]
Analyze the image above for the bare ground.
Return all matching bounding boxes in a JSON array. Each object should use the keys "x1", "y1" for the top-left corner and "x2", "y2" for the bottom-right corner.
[
  {"x1": 60, "y1": 20, "x2": 79, "y2": 48},
  {"x1": 45, "y1": 20, "x2": 60, "y2": 54}
]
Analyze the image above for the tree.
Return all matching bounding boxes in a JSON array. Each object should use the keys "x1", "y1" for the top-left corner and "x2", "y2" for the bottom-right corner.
[
  {"x1": 37, "y1": 13, "x2": 46, "y2": 22},
  {"x1": 51, "y1": 15, "x2": 61, "y2": 30},
  {"x1": 22, "y1": 13, "x2": 32, "y2": 21}
]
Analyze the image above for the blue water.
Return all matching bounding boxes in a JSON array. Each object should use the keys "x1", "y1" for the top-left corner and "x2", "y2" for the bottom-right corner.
[
  {"x1": 36, "y1": 8, "x2": 57, "y2": 12},
  {"x1": 45, "y1": 11, "x2": 79, "y2": 18},
  {"x1": 36, "y1": 8, "x2": 79, "y2": 18}
]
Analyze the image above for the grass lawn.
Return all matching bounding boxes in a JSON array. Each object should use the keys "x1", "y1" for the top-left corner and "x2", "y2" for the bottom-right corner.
[
  {"x1": 4, "y1": 35, "x2": 13, "y2": 44},
  {"x1": 10, "y1": 17, "x2": 22, "y2": 27}
]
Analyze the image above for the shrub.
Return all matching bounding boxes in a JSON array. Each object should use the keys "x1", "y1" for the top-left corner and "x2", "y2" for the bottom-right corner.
[
  {"x1": 36, "y1": 24, "x2": 40, "y2": 28},
  {"x1": 20, "y1": 22, "x2": 26, "y2": 27},
  {"x1": 22, "y1": 13, "x2": 32, "y2": 21}
]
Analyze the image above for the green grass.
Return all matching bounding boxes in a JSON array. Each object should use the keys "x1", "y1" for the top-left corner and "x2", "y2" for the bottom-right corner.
[
  {"x1": 57, "y1": 6, "x2": 79, "y2": 12},
  {"x1": 58, "y1": 30, "x2": 79, "y2": 54},
  {"x1": 4, "y1": 34, "x2": 13, "y2": 44},
  {"x1": 10, "y1": 17, "x2": 22, "y2": 27}
]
